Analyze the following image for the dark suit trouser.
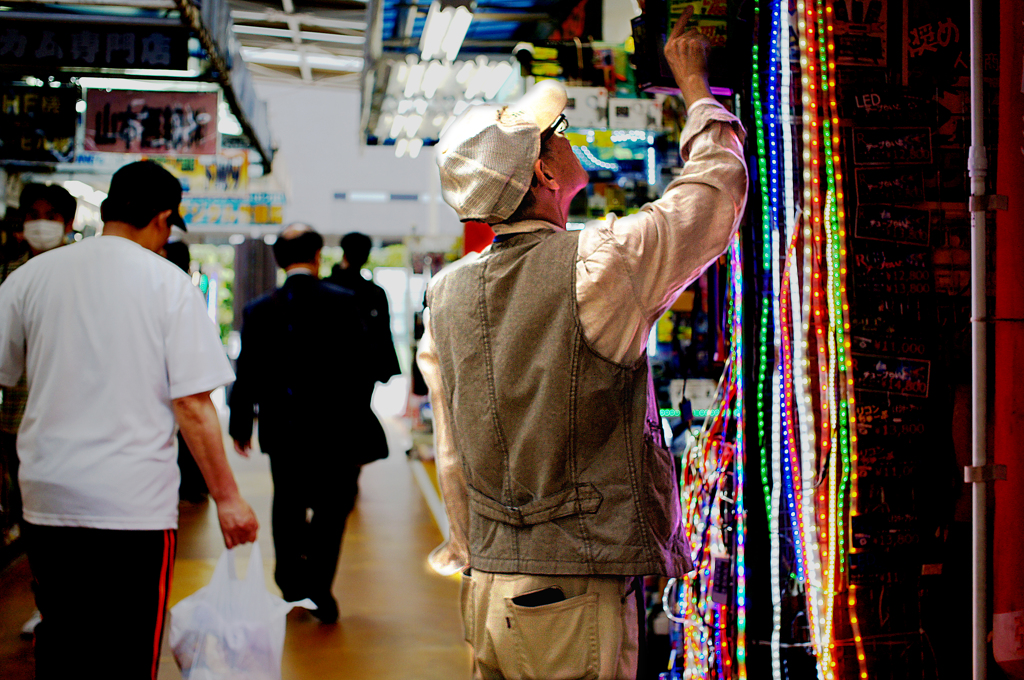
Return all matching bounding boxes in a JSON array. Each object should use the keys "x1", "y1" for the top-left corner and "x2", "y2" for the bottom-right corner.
[{"x1": 268, "y1": 453, "x2": 358, "y2": 603}]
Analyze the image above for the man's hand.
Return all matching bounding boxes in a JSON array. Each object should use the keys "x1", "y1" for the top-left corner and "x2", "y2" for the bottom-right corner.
[
  {"x1": 173, "y1": 391, "x2": 260, "y2": 549},
  {"x1": 216, "y1": 496, "x2": 259, "y2": 549},
  {"x1": 233, "y1": 439, "x2": 251, "y2": 458},
  {"x1": 664, "y1": 6, "x2": 714, "y2": 109}
]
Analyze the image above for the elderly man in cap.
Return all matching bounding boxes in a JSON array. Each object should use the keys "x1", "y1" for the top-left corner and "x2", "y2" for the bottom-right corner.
[
  {"x1": 0, "y1": 160, "x2": 259, "y2": 679},
  {"x1": 417, "y1": 8, "x2": 747, "y2": 679}
]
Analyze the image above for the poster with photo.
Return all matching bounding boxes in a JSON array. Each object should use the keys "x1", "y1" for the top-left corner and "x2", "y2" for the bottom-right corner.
[{"x1": 85, "y1": 90, "x2": 218, "y2": 155}]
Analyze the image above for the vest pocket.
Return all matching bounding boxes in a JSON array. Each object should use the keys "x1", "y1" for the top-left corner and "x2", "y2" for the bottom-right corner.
[
  {"x1": 497, "y1": 591, "x2": 600, "y2": 680},
  {"x1": 644, "y1": 435, "x2": 681, "y2": 546}
]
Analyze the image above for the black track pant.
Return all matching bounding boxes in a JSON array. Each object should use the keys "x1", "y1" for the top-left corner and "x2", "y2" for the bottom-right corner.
[{"x1": 23, "y1": 523, "x2": 176, "y2": 680}]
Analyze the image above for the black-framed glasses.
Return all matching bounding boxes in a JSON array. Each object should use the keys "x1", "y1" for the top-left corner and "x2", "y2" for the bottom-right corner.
[{"x1": 540, "y1": 114, "x2": 569, "y2": 144}]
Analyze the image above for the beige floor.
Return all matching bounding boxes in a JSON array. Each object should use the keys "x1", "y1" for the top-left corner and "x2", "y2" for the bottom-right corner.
[{"x1": 0, "y1": 419, "x2": 471, "y2": 679}]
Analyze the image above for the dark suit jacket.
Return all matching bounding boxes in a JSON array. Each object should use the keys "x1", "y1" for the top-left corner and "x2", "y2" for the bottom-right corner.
[
  {"x1": 228, "y1": 274, "x2": 373, "y2": 455},
  {"x1": 327, "y1": 268, "x2": 401, "y2": 385}
]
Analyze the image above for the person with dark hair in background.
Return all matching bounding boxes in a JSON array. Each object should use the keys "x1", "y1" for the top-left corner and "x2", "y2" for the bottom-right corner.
[
  {"x1": 328, "y1": 232, "x2": 401, "y2": 466},
  {"x1": 163, "y1": 235, "x2": 211, "y2": 503},
  {"x1": 229, "y1": 223, "x2": 372, "y2": 624},
  {"x1": 0, "y1": 182, "x2": 78, "y2": 639},
  {"x1": 0, "y1": 161, "x2": 259, "y2": 679}
]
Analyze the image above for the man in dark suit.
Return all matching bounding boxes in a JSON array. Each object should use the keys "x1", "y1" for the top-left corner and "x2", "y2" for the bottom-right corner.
[
  {"x1": 229, "y1": 223, "x2": 369, "y2": 624},
  {"x1": 328, "y1": 232, "x2": 401, "y2": 408}
]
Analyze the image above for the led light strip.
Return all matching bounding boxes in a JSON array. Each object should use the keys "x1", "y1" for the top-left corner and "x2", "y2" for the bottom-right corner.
[{"x1": 731, "y1": 237, "x2": 748, "y2": 680}]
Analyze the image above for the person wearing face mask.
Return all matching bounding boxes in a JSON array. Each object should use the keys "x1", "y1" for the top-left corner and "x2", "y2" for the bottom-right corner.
[{"x1": 0, "y1": 183, "x2": 76, "y2": 639}]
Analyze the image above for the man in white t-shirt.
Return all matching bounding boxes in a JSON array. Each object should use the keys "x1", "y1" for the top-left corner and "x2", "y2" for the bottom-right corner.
[{"x1": 0, "y1": 160, "x2": 259, "y2": 680}]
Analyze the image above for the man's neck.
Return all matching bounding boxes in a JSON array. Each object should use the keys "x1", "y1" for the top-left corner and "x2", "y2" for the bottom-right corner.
[
  {"x1": 102, "y1": 221, "x2": 164, "y2": 252},
  {"x1": 513, "y1": 195, "x2": 568, "y2": 230},
  {"x1": 286, "y1": 263, "x2": 317, "y2": 277}
]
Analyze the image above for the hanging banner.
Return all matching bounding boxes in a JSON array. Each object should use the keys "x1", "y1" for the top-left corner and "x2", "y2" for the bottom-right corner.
[
  {"x1": 0, "y1": 20, "x2": 188, "y2": 71},
  {"x1": 0, "y1": 82, "x2": 78, "y2": 162},
  {"x1": 85, "y1": 90, "x2": 218, "y2": 155},
  {"x1": 181, "y1": 192, "x2": 284, "y2": 227},
  {"x1": 160, "y1": 150, "x2": 249, "y2": 193}
]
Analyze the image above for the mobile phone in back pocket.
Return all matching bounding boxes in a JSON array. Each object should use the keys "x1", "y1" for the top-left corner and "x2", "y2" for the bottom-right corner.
[{"x1": 512, "y1": 586, "x2": 567, "y2": 608}]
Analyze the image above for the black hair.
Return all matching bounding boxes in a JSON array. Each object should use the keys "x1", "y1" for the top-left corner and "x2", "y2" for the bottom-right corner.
[
  {"x1": 273, "y1": 227, "x2": 323, "y2": 268},
  {"x1": 340, "y1": 232, "x2": 372, "y2": 269},
  {"x1": 100, "y1": 200, "x2": 163, "y2": 230},
  {"x1": 164, "y1": 241, "x2": 191, "y2": 273},
  {"x1": 20, "y1": 183, "x2": 78, "y2": 226}
]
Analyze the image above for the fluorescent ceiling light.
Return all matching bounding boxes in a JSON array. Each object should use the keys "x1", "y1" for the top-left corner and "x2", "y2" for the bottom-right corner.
[
  {"x1": 241, "y1": 48, "x2": 362, "y2": 72},
  {"x1": 407, "y1": 138, "x2": 424, "y2": 159},
  {"x1": 420, "y1": 1, "x2": 472, "y2": 62},
  {"x1": 422, "y1": 61, "x2": 449, "y2": 98},
  {"x1": 419, "y1": 2, "x2": 450, "y2": 61},
  {"x1": 404, "y1": 114, "x2": 423, "y2": 137},
  {"x1": 390, "y1": 114, "x2": 406, "y2": 138},
  {"x1": 441, "y1": 6, "x2": 472, "y2": 62},
  {"x1": 349, "y1": 191, "x2": 390, "y2": 202},
  {"x1": 77, "y1": 77, "x2": 215, "y2": 92},
  {"x1": 455, "y1": 61, "x2": 474, "y2": 84},
  {"x1": 395, "y1": 139, "x2": 409, "y2": 158},
  {"x1": 404, "y1": 62, "x2": 425, "y2": 98}
]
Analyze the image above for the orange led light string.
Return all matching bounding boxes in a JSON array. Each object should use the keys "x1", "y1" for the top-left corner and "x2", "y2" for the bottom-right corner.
[{"x1": 817, "y1": 0, "x2": 865, "y2": 676}]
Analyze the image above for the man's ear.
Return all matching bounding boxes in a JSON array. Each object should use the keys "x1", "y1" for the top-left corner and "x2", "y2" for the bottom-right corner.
[
  {"x1": 532, "y1": 158, "x2": 559, "y2": 191},
  {"x1": 153, "y1": 209, "x2": 173, "y2": 230}
]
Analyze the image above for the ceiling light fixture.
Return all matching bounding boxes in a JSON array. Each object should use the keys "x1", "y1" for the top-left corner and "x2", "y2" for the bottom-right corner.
[{"x1": 419, "y1": 0, "x2": 473, "y2": 62}]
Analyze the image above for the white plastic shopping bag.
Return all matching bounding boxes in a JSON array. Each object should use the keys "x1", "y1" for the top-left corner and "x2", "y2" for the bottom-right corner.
[{"x1": 169, "y1": 541, "x2": 313, "y2": 680}]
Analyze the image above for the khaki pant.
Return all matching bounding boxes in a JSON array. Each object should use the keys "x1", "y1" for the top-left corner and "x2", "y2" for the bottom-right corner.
[{"x1": 461, "y1": 570, "x2": 640, "y2": 680}]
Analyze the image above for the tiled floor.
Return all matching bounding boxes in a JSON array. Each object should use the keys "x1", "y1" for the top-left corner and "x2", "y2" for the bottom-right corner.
[{"x1": 0, "y1": 415, "x2": 471, "y2": 679}]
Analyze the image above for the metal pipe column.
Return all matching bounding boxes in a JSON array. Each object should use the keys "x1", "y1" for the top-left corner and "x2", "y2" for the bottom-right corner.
[{"x1": 968, "y1": 0, "x2": 988, "y2": 674}]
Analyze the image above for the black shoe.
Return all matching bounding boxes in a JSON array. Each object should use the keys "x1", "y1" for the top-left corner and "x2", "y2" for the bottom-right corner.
[{"x1": 310, "y1": 594, "x2": 339, "y2": 624}]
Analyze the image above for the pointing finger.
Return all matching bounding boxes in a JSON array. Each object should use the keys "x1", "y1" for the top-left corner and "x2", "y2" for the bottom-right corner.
[{"x1": 669, "y1": 5, "x2": 695, "y2": 39}]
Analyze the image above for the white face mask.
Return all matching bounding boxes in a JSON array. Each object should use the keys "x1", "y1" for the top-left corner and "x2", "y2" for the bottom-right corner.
[{"x1": 23, "y1": 220, "x2": 66, "y2": 252}]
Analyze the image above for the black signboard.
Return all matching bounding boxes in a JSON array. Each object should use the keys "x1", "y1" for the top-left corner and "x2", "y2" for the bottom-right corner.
[
  {"x1": 852, "y1": 335, "x2": 930, "y2": 358},
  {"x1": 852, "y1": 353, "x2": 931, "y2": 398},
  {"x1": 853, "y1": 127, "x2": 933, "y2": 165},
  {"x1": 0, "y1": 82, "x2": 78, "y2": 162},
  {"x1": 852, "y1": 242, "x2": 931, "y2": 285},
  {"x1": 856, "y1": 168, "x2": 925, "y2": 204},
  {"x1": 855, "y1": 390, "x2": 927, "y2": 438},
  {"x1": 855, "y1": 205, "x2": 931, "y2": 246},
  {"x1": 855, "y1": 441, "x2": 916, "y2": 480},
  {"x1": 852, "y1": 513, "x2": 920, "y2": 550},
  {"x1": 0, "y1": 20, "x2": 189, "y2": 71}
]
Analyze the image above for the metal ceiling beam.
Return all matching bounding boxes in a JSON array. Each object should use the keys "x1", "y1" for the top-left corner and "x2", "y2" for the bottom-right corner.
[
  {"x1": 172, "y1": 0, "x2": 274, "y2": 167},
  {"x1": 233, "y1": 24, "x2": 365, "y2": 45}
]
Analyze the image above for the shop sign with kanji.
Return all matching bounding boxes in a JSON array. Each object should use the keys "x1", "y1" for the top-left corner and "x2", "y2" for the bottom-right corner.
[
  {"x1": 0, "y1": 82, "x2": 78, "y2": 162},
  {"x1": 0, "y1": 21, "x2": 188, "y2": 71}
]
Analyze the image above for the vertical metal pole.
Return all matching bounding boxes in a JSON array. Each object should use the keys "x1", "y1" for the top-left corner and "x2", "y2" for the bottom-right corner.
[{"x1": 968, "y1": 0, "x2": 988, "y2": 674}]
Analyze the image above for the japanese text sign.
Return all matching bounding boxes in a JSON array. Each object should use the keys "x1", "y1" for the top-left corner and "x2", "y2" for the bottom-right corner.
[
  {"x1": 0, "y1": 82, "x2": 78, "y2": 162},
  {"x1": 0, "y1": 21, "x2": 188, "y2": 71}
]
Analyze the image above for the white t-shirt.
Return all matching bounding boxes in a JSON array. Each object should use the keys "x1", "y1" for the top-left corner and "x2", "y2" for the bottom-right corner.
[{"x1": 0, "y1": 235, "x2": 235, "y2": 530}]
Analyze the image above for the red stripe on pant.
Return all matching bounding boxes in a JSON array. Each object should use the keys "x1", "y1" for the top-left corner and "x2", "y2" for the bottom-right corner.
[{"x1": 151, "y1": 529, "x2": 176, "y2": 680}]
